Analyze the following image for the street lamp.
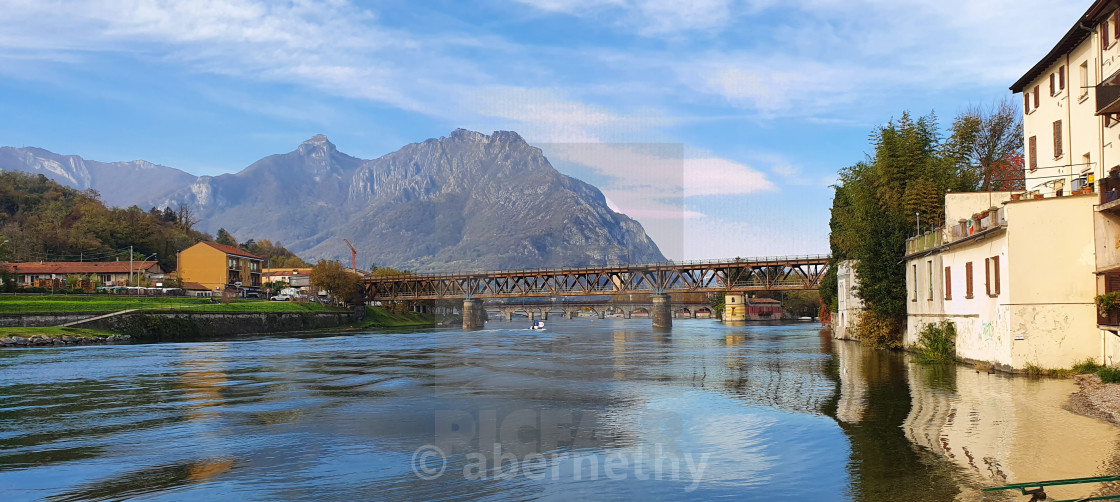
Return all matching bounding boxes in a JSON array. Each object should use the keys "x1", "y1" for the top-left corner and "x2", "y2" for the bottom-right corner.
[{"x1": 134, "y1": 253, "x2": 157, "y2": 287}]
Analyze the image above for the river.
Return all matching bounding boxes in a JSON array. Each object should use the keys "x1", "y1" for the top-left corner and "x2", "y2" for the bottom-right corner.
[{"x1": 1, "y1": 319, "x2": 1118, "y2": 500}]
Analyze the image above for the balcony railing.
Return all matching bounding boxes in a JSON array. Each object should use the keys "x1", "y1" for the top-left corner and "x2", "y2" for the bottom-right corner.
[
  {"x1": 1098, "y1": 83, "x2": 1120, "y2": 115},
  {"x1": 905, "y1": 206, "x2": 1006, "y2": 256}
]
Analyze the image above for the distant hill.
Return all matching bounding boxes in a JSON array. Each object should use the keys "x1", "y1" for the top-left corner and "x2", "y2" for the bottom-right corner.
[
  {"x1": 0, "y1": 147, "x2": 197, "y2": 208},
  {"x1": 1, "y1": 130, "x2": 666, "y2": 271}
]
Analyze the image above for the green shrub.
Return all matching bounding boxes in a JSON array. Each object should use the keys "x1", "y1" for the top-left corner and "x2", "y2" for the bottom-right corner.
[
  {"x1": 1099, "y1": 366, "x2": 1120, "y2": 384},
  {"x1": 912, "y1": 320, "x2": 956, "y2": 363},
  {"x1": 854, "y1": 310, "x2": 903, "y2": 350},
  {"x1": 1072, "y1": 358, "x2": 1103, "y2": 374}
]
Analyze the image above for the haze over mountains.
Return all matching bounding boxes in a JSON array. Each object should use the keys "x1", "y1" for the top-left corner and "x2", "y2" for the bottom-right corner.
[{"x1": 0, "y1": 130, "x2": 665, "y2": 271}]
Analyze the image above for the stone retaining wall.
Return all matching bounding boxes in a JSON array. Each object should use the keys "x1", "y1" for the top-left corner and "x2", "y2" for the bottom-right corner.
[
  {"x1": 0, "y1": 313, "x2": 109, "y2": 327},
  {"x1": 69, "y1": 311, "x2": 356, "y2": 341}
]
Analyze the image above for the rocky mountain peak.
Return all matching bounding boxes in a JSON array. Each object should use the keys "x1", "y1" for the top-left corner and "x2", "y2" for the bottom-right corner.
[{"x1": 297, "y1": 134, "x2": 336, "y2": 157}]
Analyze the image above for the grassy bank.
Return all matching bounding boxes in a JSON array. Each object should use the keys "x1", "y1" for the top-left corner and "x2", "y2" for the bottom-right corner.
[
  {"x1": 171, "y1": 300, "x2": 344, "y2": 313},
  {"x1": 360, "y1": 307, "x2": 435, "y2": 328},
  {"x1": 0, "y1": 326, "x2": 116, "y2": 339},
  {"x1": 0, "y1": 295, "x2": 203, "y2": 314}
]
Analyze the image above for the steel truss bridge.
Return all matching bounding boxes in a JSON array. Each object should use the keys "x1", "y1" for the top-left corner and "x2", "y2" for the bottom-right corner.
[{"x1": 363, "y1": 255, "x2": 829, "y2": 301}]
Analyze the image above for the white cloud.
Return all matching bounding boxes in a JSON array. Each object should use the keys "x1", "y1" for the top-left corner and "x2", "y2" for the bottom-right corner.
[{"x1": 512, "y1": 0, "x2": 742, "y2": 36}]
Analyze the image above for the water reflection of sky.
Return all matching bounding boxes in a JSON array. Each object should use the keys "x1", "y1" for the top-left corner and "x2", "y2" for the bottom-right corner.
[{"x1": 0, "y1": 320, "x2": 1116, "y2": 500}]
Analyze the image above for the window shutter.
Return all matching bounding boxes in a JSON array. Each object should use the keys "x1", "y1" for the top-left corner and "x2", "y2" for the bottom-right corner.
[
  {"x1": 993, "y1": 256, "x2": 1000, "y2": 295},
  {"x1": 1050, "y1": 73, "x2": 1056, "y2": 95},
  {"x1": 1024, "y1": 93, "x2": 1030, "y2": 114},
  {"x1": 1054, "y1": 120, "x2": 1063, "y2": 157},
  {"x1": 985, "y1": 258, "x2": 991, "y2": 296},
  {"x1": 965, "y1": 262, "x2": 974, "y2": 298},
  {"x1": 1059, "y1": 65, "x2": 1066, "y2": 90},
  {"x1": 1029, "y1": 136, "x2": 1037, "y2": 170},
  {"x1": 944, "y1": 266, "x2": 952, "y2": 300},
  {"x1": 1033, "y1": 85, "x2": 1040, "y2": 107},
  {"x1": 1108, "y1": 272, "x2": 1120, "y2": 293},
  {"x1": 1114, "y1": 11, "x2": 1119, "y2": 39},
  {"x1": 1106, "y1": 21, "x2": 1112, "y2": 48}
]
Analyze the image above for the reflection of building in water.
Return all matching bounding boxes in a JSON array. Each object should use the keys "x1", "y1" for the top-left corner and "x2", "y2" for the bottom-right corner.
[
  {"x1": 904, "y1": 362, "x2": 1120, "y2": 499},
  {"x1": 719, "y1": 341, "x2": 834, "y2": 416},
  {"x1": 832, "y1": 339, "x2": 868, "y2": 424},
  {"x1": 180, "y1": 349, "x2": 230, "y2": 422}
]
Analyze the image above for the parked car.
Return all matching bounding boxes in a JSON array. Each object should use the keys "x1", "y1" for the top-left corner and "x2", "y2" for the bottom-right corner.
[{"x1": 270, "y1": 294, "x2": 291, "y2": 301}]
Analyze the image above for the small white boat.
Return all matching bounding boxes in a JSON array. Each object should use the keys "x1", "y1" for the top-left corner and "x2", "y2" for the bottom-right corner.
[{"x1": 529, "y1": 321, "x2": 546, "y2": 330}]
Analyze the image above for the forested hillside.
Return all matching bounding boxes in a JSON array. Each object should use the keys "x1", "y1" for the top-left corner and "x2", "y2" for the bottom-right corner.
[{"x1": 0, "y1": 171, "x2": 305, "y2": 271}]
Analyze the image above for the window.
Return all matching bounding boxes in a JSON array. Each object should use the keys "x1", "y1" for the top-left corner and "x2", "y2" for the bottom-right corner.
[
  {"x1": 1029, "y1": 136, "x2": 1038, "y2": 170},
  {"x1": 1081, "y1": 61, "x2": 1090, "y2": 99},
  {"x1": 965, "y1": 262, "x2": 974, "y2": 299},
  {"x1": 1084, "y1": 152, "x2": 1092, "y2": 171},
  {"x1": 985, "y1": 256, "x2": 1001, "y2": 297},
  {"x1": 912, "y1": 264, "x2": 918, "y2": 302},
  {"x1": 927, "y1": 260, "x2": 934, "y2": 300},
  {"x1": 944, "y1": 266, "x2": 952, "y2": 300},
  {"x1": 1053, "y1": 120, "x2": 1063, "y2": 158},
  {"x1": 1105, "y1": 19, "x2": 1113, "y2": 48}
]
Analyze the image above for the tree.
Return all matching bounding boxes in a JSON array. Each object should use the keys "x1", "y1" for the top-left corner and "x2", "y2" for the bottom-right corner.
[
  {"x1": 215, "y1": 228, "x2": 237, "y2": 247},
  {"x1": 945, "y1": 99, "x2": 1024, "y2": 191},
  {"x1": 176, "y1": 204, "x2": 198, "y2": 232},
  {"x1": 309, "y1": 259, "x2": 364, "y2": 304},
  {"x1": 824, "y1": 112, "x2": 977, "y2": 348}
]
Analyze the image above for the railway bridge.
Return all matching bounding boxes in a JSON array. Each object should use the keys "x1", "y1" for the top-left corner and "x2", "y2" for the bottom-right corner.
[{"x1": 363, "y1": 255, "x2": 829, "y2": 329}]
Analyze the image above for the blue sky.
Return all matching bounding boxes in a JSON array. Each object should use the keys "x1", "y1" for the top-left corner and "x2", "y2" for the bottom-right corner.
[{"x1": 0, "y1": 0, "x2": 1087, "y2": 260}]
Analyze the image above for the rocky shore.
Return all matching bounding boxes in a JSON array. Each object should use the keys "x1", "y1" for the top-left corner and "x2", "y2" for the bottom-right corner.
[
  {"x1": 0, "y1": 334, "x2": 132, "y2": 347},
  {"x1": 1066, "y1": 374, "x2": 1120, "y2": 425}
]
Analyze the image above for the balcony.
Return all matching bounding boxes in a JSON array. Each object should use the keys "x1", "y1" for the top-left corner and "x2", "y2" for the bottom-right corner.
[
  {"x1": 905, "y1": 206, "x2": 1006, "y2": 258},
  {"x1": 1097, "y1": 83, "x2": 1120, "y2": 115}
]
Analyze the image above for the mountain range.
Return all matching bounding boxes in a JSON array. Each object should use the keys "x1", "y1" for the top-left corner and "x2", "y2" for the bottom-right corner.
[{"x1": 0, "y1": 130, "x2": 665, "y2": 271}]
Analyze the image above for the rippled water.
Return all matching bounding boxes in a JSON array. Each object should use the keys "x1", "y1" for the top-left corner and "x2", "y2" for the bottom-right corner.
[{"x1": 1, "y1": 319, "x2": 1118, "y2": 500}]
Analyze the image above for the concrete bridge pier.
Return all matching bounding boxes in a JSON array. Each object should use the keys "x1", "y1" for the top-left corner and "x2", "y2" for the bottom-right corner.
[
  {"x1": 542, "y1": 312, "x2": 549, "y2": 321},
  {"x1": 598, "y1": 311, "x2": 605, "y2": 319},
  {"x1": 651, "y1": 293, "x2": 672, "y2": 329},
  {"x1": 568, "y1": 311, "x2": 577, "y2": 320},
  {"x1": 462, "y1": 298, "x2": 485, "y2": 330}
]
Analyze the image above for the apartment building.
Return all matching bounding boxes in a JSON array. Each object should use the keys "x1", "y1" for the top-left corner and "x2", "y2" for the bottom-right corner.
[
  {"x1": 904, "y1": 193, "x2": 1098, "y2": 370},
  {"x1": 900, "y1": 0, "x2": 1120, "y2": 369},
  {"x1": 176, "y1": 241, "x2": 264, "y2": 295}
]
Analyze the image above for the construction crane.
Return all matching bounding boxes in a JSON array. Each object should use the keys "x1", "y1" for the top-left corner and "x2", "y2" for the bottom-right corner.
[{"x1": 343, "y1": 239, "x2": 357, "y2": 271}]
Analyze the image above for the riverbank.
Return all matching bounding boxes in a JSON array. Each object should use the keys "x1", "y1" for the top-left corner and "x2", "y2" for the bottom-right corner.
[
  {"x1": 0, "y1": 305, "x2": 439, "y2": 348},
  {"x1": 1067, "y1": 374, "x2": 1120, "y2": 425},
  {"x1": 358, "y1": 307, "x2": 436, "y2": 329},
  {"x1": 0, "y1": 327, "x2": 131, "y2": 347}
]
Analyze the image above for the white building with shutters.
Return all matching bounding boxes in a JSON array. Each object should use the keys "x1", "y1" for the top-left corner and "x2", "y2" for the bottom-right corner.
[
  {"x1": 1007, "y1": 0, "x2": 1120, "y2": 366},
  {"x1": 904, "y1": 192, "x2": 1099, "y2": 371}
]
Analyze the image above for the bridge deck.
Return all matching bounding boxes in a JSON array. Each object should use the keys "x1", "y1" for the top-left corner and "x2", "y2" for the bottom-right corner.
[{"x1": 364, "y1": 255, "x2": 829, "y2": 301}]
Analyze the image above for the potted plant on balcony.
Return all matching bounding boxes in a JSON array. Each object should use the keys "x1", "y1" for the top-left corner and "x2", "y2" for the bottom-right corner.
[{"x1": 1096, "y1": 291, "x2": 1120, "y2": 325}]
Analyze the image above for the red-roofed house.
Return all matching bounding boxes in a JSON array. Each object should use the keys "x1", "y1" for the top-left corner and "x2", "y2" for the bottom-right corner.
[
  {"x1": 4, "y1": 261, "x2": 163, "y2": 287},
  {"x1": 177, "y1": 241, "x2": 263, "y2": 294}
]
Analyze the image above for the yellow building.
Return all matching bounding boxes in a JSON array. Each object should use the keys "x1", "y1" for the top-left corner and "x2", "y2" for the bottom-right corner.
[
  {"x1": 724, "y1": 293, "x2": 746, "y2": 321},
  {"x1": 177, "y1": 242, "x2": 263, "y2": 294}
]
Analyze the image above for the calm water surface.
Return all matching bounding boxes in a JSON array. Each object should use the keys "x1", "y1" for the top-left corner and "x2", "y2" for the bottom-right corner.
[{"x1": 1, "y1": 319, "x2": 1118, "y2": 500}]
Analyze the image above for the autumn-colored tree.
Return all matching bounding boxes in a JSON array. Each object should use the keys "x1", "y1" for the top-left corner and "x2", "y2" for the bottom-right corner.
[{"x1": 309, "y1": 259, "x2": 364, "y2": 304}]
